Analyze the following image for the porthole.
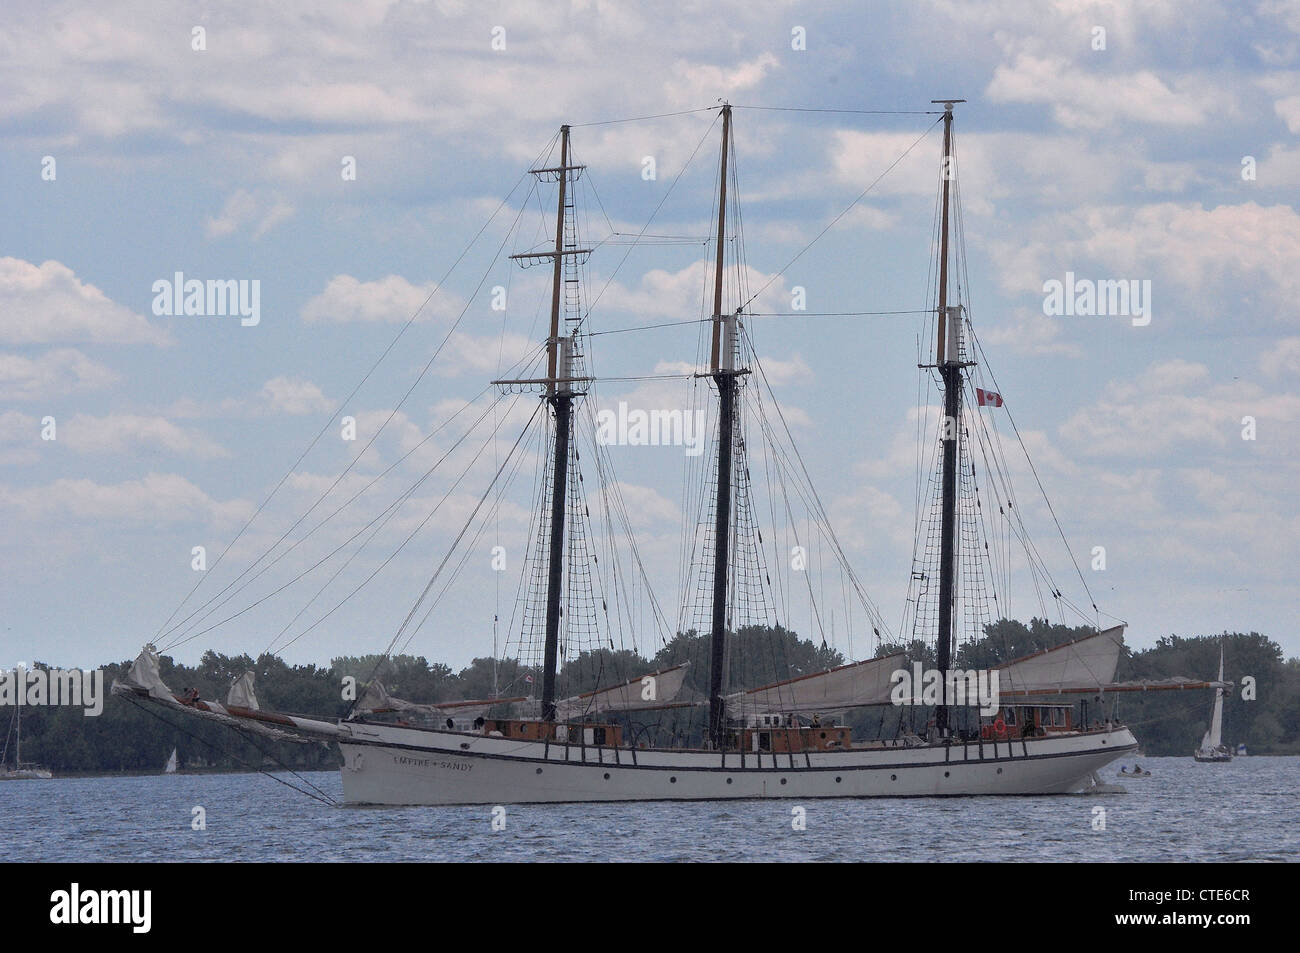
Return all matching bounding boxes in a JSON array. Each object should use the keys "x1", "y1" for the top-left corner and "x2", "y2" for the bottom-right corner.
[
  {"x1": 997, "y1": 767, "x2": 1003, "y2": 774},
  {"x1": 603, "y1": 773, "x2": 610, "y2": 780},
  {"x1": 890, "y1": 774, "x2": 897, "y2": 781},
  {"x1": 670, "y1": 776, "x2": 677, "y2": 783},
  {"x1": 726, "y1": 777, "x2": 733, "y2": 784},
  {"x1": 535, "y1": 767, "x2": 543, "y2": 774},
  {"x1": 944, "y1": 771, "x2": 950, "y2": 778},
  {"x1": 780, "y1": 778, "x2": 787, "y2": 785},
  {"x1": 835, "y1": 776, "x2": 842, "y2": 783}
]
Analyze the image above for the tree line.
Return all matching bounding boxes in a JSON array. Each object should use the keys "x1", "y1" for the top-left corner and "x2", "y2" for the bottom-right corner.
[{"x1": 3, "y1": 620, "x2": 1295, "y2": 773}]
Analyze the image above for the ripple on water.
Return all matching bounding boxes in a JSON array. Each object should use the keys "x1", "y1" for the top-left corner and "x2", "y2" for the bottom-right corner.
[{"x1": 7, "y1": 756, "x2": 1299, "y2": 862}]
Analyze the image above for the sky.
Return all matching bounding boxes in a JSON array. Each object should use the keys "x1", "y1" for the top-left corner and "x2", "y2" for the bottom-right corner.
[{"x1": 2, "y1": 0, "x2": 1298, "y2": 677}]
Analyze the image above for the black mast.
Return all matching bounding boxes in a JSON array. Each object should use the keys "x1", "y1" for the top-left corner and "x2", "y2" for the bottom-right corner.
[
  {"x1": 525, "y1": 126, "x2": 581, "y2": 722},
  {"x1": 932, "y1": 99, "x2": 964, "y2": 737},
  {"x1": 498, "y1": 129, "x2": 592, "y2": 722},
  {"x1": 707, "y1": 105, "x2": 735, "y2": 750}
]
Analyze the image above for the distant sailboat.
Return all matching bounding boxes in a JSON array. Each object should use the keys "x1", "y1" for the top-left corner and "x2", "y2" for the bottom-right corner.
[
  {"x1": 163, "y1": 748, "x2": 179, "y2": 775},
  {"x1": 1194, "y1": 641, "x2": 1233, "y2": 763},
  {"x1": 1, "y1": 704, "x2": 53, "y2": 780}
]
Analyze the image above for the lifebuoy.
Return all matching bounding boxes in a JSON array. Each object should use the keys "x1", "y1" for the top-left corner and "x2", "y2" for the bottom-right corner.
[{"x1": 993, "y1": 716, "x2": 1008, "y2": 738}]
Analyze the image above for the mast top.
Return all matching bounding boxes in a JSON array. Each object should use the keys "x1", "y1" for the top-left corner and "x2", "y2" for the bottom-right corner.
[{"x1": 931, "y1": 99, "x2": 966, "y2": 109}]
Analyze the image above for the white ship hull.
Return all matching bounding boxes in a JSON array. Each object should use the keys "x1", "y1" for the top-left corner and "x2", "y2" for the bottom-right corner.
[{"x1": 338, "y1": 721, "x2": 1137, "y2": 805}]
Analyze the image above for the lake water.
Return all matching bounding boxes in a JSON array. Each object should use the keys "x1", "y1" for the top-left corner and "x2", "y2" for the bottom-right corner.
[{"x1": 5, "y1": 756, "x2": 1297, "y2": 862}]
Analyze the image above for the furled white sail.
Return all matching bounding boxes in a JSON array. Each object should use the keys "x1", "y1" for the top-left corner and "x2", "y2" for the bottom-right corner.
[
  {"x1": 726, "y1": 653, "x2": 905, "y2": 714},
  {"x1": 553, "y1": 664, "x2": 690, "y2": 719},
  {"x1": 994, "y1": 626, "x2": 1125, "y2": 696},
  {"x1": 1105, "y1": 676, "x2": 1224, "y2": 691},
  {"x1": 164, "y1": 748, "x2": 178, "y2": 774},
  {"x1": 226, "y1": 671, "x2": 259, "y2": 710},
  {"x1": 354, "y1": 679, "x2": 522, "y2": 720},
  {"x1": 112, "y1": 645, "x2": 341, "y2": 742},
  {"x1": 116, "y1": 643, "x2": 178, "y2": 702}
]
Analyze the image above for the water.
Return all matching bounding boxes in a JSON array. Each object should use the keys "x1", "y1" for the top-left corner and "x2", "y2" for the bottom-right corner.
[{"x1": 4, "y1": 756, "x2": 1296, "y2": 862}]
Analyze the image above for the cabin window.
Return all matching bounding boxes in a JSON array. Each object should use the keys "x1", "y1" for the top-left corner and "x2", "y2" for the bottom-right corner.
[
  {"x1": 759, "y1": 732, "x2": 772, "y2": 751},
  {"x1": 1002, "y1": 708, "x2": 1017, "y2": 726}
]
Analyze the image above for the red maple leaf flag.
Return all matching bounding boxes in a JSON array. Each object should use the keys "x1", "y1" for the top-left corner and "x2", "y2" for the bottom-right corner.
[{"x1": 976, "y1": 388, "x2": 1003, "y2": 407}]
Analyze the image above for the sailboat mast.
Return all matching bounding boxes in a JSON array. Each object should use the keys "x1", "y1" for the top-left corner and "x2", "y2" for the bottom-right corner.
[
  {"x1": 707, "y1": 105, "x2": 734, "y2": 750},
  {"x1": 933, "y1": 99, "x2": 964, "y2": 736},
  {"x1": 540, "y1": 125, "x2": 574, "y2": 722}
]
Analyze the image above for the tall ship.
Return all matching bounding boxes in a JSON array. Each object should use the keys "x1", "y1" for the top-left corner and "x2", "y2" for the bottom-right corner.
[{"x1": 115, "y1": 101, "x2": 1220, "y2": 805}]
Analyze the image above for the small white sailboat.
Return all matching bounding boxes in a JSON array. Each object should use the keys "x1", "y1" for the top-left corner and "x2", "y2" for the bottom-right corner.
[
  {"x1": 163, "y1": 747, "x2": 179, "y2": 775},
  {"x1": 1, "y1": 704, "x2": 53, "y2": 780},
  {"x1": 1193, "y1": 641, "x2": 1233, "y2": 763}
]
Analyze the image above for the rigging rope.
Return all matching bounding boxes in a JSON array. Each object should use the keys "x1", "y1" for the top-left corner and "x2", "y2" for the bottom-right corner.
[
  {"x1": 154, "y1": 131, "x2": 562, "y2": 644},
  {"x1": 119, "y1": 693, "x2": 337, "y2": 807},
  {"x1": 740, "y1": 117, "x2": 942, "y2": 312}
]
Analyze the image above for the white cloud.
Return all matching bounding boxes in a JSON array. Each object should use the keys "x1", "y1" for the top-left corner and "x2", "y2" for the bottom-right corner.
[
  {"x1": 1261, "y1": 337, "x2": 1300, "y2": 378},
  {"x1": 0, "y1": 473, "x2": 249, "y2": 525},
  {"x1": 259, "y1": 377, "x2": 333, "y2": 415},
  {"x1": 599, "y1": 261, "x2": 788, "y2": 320},
  {"x1": 753, "y1": 353, "x2": 812, "y2": 386},
  {"x1": 0, "y1": 348, "x2": 120, "y2": 401},
  {"x1": 986, "y1": 54, "x2": 1227, "y2": 129},
  {"x1": 989, "y1": 202, "x2": 1300, "y2": 316},
  {"x1": 829, "y1": 482, "x2": 909, "y2": 553},
  {"x1": 666, "y1": 52, "x2": 780, "y2": 105},
  {"x1": 205, "y1": 189, "x2": 294, "y2": 239},
  {"x1": 607, "y1": 481, "x2": 681, "y2": 528},
  {"x1": 443, "y1": 331, "x2": 538, "y2": 377},
  {"x1": 840, "y1": 205, "x2": 898, "y2": 231},
  {"x1": 59, "y1": 414, "x2": 228, "y2": 459},
  {"x1": 203, "y1": 82, "x2": 430, "y2": 127},
  {"x1": 982, "y1": 308, "x2": 1083, "y2": 358},
  {"x1": 1274, "y1": 94, "x2": 1300, "y2": 133},
  {"x1": 301, "y1": 274, "x2": 461, "y2": 324},
  {"x1": 1059, "y1": 358, "x2": 1300, "y2": 457},
  {"x1": 832, "y1": 129, "x2": 1208, "y2": 215},
  {"x1": 0, "y1": 258, "x2": 170, "y2": 346},
  {"x1": 0, "y1": 410, "x2": 41, "y2": 465}
]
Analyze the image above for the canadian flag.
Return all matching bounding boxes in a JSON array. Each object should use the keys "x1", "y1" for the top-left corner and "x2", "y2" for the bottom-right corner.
[
  {"x1": 524, "y1": 674, "x2": 534, "y2": 684},
  {"x1": 976, "y1": 388, "x2": 1003, "y2": 407}
]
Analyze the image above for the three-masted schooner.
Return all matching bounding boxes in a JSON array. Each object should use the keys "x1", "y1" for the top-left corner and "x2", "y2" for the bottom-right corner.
[{"x1": 115, "y1": 101, "x2": 1220, "y2": 805}]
